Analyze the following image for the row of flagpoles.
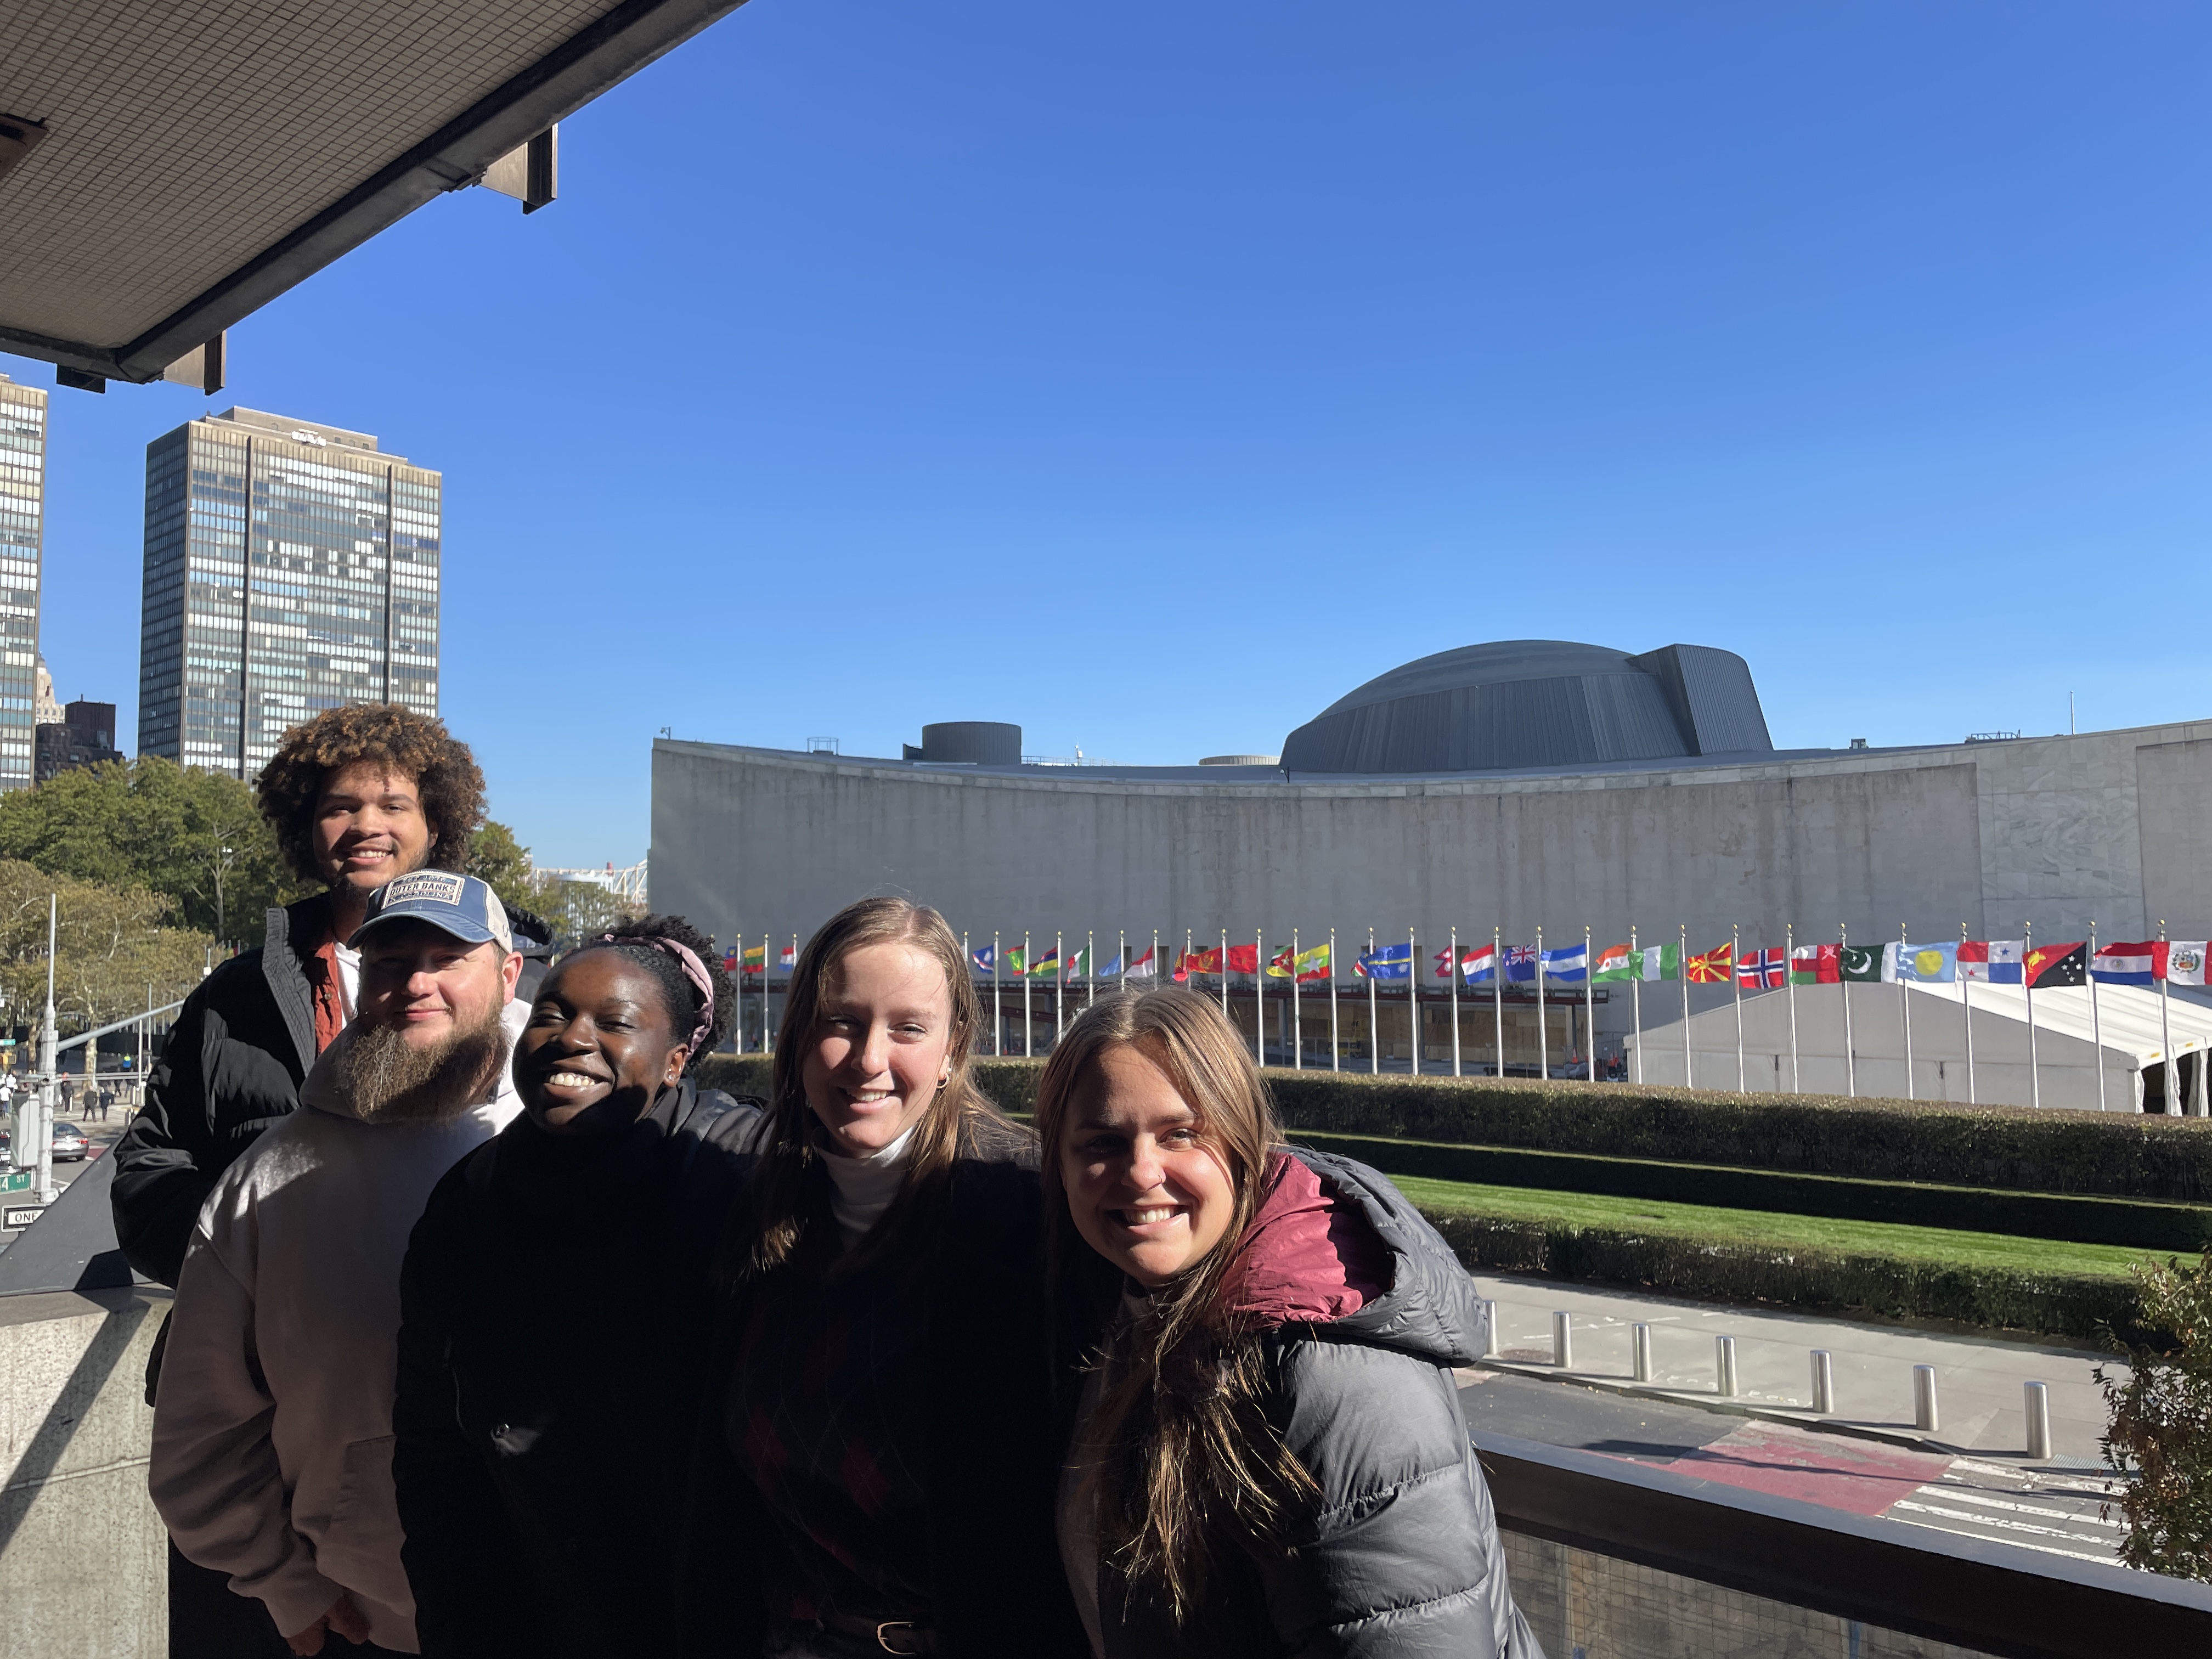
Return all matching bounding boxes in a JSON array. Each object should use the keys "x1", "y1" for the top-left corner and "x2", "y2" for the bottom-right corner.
[{"x1": 716, "y1": 922, "x2": 2207, "y2": 1110}]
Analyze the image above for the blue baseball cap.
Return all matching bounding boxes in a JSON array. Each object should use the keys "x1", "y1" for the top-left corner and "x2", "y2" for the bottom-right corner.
[{"x1": 348, "y1": 870, "x2": 514, "y2": 952}]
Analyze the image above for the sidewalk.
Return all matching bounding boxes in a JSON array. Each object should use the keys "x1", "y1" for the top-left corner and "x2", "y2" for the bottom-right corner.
[{"x1": 1470, "y1": 1272, "x2": 2120, "y2": 1465}]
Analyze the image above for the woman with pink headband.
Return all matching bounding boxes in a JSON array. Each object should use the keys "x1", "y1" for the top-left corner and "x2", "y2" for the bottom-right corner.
[{"x1": 393, "y1": 913, "x2": 765, "y2": 1659}]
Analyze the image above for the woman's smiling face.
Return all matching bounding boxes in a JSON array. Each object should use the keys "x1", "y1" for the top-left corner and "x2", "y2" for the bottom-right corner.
[
  {"x1": 514, "y1": 951, "x2": 687, "y2": 1136},
  {"x1": 801, "y1": 941, "x2": 955, "y2": 1157},
  {"x1": 1059, "y1": 1040, "x2": 1236, "y2": 1286}
]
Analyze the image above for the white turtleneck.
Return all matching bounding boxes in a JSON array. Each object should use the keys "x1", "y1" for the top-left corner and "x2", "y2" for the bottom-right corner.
[{"x1": 820, "y1": 1121, "x2": 919, "y2": 1250}]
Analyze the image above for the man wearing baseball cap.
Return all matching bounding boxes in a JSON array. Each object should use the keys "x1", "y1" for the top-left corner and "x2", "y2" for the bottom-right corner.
[{"x1": 151, "y1": 873, "x2": 528, "y2": 1657}]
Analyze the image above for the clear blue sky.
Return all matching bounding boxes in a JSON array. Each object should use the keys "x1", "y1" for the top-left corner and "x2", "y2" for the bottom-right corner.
[{"x1": 10, "y1": 1, "x2": 2209, "y2": 867}]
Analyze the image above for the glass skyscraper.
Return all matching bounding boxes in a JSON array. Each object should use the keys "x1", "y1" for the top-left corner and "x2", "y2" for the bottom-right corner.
[
  {"x1": 139, "y1": 408, "x2": 440, "y2": 778},
  {"x1": 0, "y1": 376, "x2": 46, "y2": 791}
]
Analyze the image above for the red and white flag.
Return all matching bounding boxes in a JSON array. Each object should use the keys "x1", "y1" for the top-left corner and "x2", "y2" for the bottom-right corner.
[
  {"x1": 2166, "y1": 942, "x2": 2208, "y2": 986},
  {"x1": 1736, "y1": 948, "x2": 1785, "y2": 989},
  {"x1": 1127, "y1": 946, "x2": 1156, "y2": 980}
]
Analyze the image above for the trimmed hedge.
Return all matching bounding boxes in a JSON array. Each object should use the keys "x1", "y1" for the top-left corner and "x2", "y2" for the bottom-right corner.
[
  {"x1": 1421, "y1": 1210, "x2": 2143, "y2": 1348},
  {"x1": 1282, "y1": 1130, "x2": 2212, "y2": 1252}
]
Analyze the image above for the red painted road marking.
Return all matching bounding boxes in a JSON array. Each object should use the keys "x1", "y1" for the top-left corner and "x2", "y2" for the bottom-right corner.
[{"x1": 1665, "y1": 1420, "x2": 1954, "y2": 1516}]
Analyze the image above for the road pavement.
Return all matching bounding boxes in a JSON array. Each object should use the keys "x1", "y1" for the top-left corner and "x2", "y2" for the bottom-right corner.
[{"x1": 0, "y1": 1110, "x2": 127, "y2": 1251}]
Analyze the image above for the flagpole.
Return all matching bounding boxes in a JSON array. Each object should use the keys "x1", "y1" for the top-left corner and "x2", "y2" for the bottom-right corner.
[
  {"x1": 1369, "y1": 927, "x2": 1378, "y2": 1076},
  {"x1": 1255, "y1": 927, "x2": 1265, "y2": 1067},
  {"x1": 2025, "y1": 921, "x2": 2039, "y2": 1110},
  {"x1": 1024, "y1": 930, "x2": 1032, "y2": 1059},
  {"x1": 1899, "y1": 923, "x2": 1915, "y2": 1102},
  {"x1": 2158, "y1": 919, "x2": 2173, "y2": 1115},
  {"x1": 1292, "y1": 927, "x2": 1302, "y2": 1070},
  {"x1": 1630, "y1": 924, "x2": 1642, "y2": 1086},
  {"x1": 1088, "y1": 929, "x2": 1097, "y2": 1011},
  {"x1": 1408, "y1": 925, "x2": 1420, "y2": 1076},
  {"x1": 2090, "y1": 921, "x2": 2106, "y2": 1112},
  {"x1": 960, "y1": 930, "x2": 968, "y2": 1059},
  {"x1": 1840, "y1": 922, "x2": 1856, "y2": 1099},
  {"x1": 1961, "y1": 923, "x2": 1975, "y2": 1105},
  {"x1": 1786, "y1": 923, "x2": 1799, "y2": 1093},
  {"x1": 1584, "y1": 924, "x2": 1595, "y2": 1083},
  {"x1": 1733, "y1": 922, "x2": 1745, "y2": 1092},
  {"x1": 1447, "y1": 924, "x2": 1464, "y2": 1077},
  {"x1": 1220, "y1": 927, "x2": 1230, "y2": 1024},
  {"x1": 1494, "y1": 925, "x2": 1505, "y2": 1079},
  {"x1": 1056, "y1": 929, "x2": 1064, "y2": 1046},
  {"x1": 1679, "y1": 923, "x2": 1691, "y2": 1089},
  {"x1": 1536, "y1": 924, "x2": 1548, "y2": 1082},
  {"x1": 1329, "y1": 927, "x2": 1339, "y2": 1073},
  {"x1": 992, "y1": 929, "x2": 1002, "y2": 1057},
  {"x1": 1118, "y1": 928, "x2": 1126, "y2": 1001}
]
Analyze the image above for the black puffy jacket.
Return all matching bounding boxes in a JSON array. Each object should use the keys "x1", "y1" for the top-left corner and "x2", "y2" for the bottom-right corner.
[
  {"x1": 394, "y1": 1078, "x2": 765, "y2": 1659},
  {"x1": 1087, "y1": 1148, "x2": 1543, "y2": 1659}
]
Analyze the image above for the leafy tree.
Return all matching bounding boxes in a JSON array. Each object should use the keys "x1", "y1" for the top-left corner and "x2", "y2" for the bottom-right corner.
[
  {"x1": 0, "y1": 860, "x2": 212, "y2": 1040},
  {"x1": 465, "y1": 821, "x2": 549, "y2": 917},
  {"x1": 541, "y1": 878, "x2": 644, "y2": 946},
  {"x1": 2099, "y1": 1248, "x2": 2212, "y2": 1579},
  {"x1": 0, "y1": 758, "x2": 306, "y2": 945}
]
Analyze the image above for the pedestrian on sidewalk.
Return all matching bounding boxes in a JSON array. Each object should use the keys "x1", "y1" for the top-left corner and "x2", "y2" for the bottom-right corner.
[
  {"x1": 396, "y1": 915, "x2": 764, "y2": 1659},
  {"x1": 150, "y1": 873, "x2": 529, "y2": 1657},
  {"x1": 1035, "y1": 988, "x2": 1543, "y2": 1658}
]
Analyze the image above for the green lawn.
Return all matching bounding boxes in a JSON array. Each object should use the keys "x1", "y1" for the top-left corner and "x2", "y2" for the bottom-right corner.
[{"x1": 1389, "y1": 1174, "x2": 2167, "y2": 1280}]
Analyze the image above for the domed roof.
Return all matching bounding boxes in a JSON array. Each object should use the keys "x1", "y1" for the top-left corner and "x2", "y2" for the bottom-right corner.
[{"x1": 1281, "y1": 639, "x2": 1771, "y2": 775}]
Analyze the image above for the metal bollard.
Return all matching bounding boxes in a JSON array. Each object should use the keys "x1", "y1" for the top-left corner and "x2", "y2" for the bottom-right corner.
[
  {"x1": 1553, "y1": 1311, "x2": 1573, "y2": 1369},
  {"x1": 1913, "y1": 1364, "x2": 1939, "y2": 1432},
  {"x1": 2024, "y1": 1380, "x2": 2051, "y2": 1461},
  {"x1": 1479, "y1": 1299, "x2": 1498, "y2": 1360},
  {"x1": 1632, "y1": 1323, "x2": 1653, "y2": 1383},
  {"x1": 1810, "y1": 1350, "x2": 1835, "y2": 1415},
  {"x1": 1716, "y1": 1334, "x2": 1737, "y2": 1397}
]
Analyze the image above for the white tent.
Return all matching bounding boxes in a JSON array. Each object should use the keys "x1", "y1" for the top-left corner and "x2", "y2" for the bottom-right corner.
[{"x1": 1623, "y1": 980, "x2": 2212, "y2": 1113}]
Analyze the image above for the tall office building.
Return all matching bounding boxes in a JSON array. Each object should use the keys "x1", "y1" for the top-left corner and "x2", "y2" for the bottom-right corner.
[
  {"x1": 139, "y1": 408, "x2": 440, "y2": 778},
  {"x1": 0, "y1": 376, "x2": 47, "y2": 791}
]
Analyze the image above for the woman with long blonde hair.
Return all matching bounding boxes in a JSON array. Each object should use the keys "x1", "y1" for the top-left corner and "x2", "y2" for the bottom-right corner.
[
  {"x1": 1035, "y1": 988, "x2": 1539, "y2": 1658},
  {"x1": 686, "y1": 897, "x2": 1085, "y2": 1658}
]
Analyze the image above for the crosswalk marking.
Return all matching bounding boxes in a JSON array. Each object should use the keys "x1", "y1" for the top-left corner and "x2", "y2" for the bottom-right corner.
[
  {"x1": 1888, "y1": 1514, "x2": 2116, "y2": 1565},
  {"x1": 1923, "y1": 1487, "x2": 2123, "y2": 1528},
  {"x1": 1892, "y1": 1499, "x2": 2117, "y2": 1553}
]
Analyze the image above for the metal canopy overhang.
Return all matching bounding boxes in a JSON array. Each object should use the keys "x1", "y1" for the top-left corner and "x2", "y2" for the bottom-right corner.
[{"x1": 0, "y1": 0, "x2": 746, "y2": 385}]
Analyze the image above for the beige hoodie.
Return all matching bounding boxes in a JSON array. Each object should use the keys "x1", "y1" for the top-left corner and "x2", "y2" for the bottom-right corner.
[{"x1": 149, "y1": 1000, "x2": 526, "y2": 1651}]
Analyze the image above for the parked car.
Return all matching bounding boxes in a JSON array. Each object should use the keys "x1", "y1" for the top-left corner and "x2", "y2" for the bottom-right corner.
[{"x1": 49, "y1": 1122, "x2": 88, "y2": 1162}]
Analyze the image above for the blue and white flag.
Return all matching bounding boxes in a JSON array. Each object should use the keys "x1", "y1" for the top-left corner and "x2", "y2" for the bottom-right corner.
[
  {"x1": 971, "y1": 944, "x2": 996, "y2": 974},
  {"x1": 1541, "y1": 944, "x2": 1588, "y2": 983},
  {"x1": 1503, "y1": 944, "x2": 1538, "y2": 983},
  {"x1": 1099, "y1": 952, "x2": 1124, "y2": 979},
  {"x1": 1356, "y1": 943, "x2": 1413, "y2": 979},
  {"x1": 2090, "y1": 941, "x2": 2157, "y2": 986},
  {"x1": 1886, "y1": 941, "x2": 1956, "y2": 984}
]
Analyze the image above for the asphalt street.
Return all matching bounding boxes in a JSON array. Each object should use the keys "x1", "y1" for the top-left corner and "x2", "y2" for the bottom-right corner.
[{"x1": 0, "y1": 1108, "x2": 127, "y2": 1250}]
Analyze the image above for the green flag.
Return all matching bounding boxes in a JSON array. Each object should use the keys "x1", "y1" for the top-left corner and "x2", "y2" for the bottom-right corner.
[
  {"x1": 1066, "y1": 946, "x2": 1090, "y2": 978},
  {"x1": 1839, "y1": 945, "x2": 1882, "y2": 982},
  {"x1": 1638, "y1": 943, "x2": 1680, "y2": 982},
  {"x1": 1005, "y1": 947, "x2": 1026, "y2": 977}
]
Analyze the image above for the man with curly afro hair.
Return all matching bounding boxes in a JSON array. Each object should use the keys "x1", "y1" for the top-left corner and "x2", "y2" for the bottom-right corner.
[{"x1": 112, "y1": 704, "x2": 521, "y2": 1659}]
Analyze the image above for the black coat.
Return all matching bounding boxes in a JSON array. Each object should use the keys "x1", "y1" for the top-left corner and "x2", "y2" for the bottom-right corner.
[
  {"x1": 112, "y1": 893, "x2": 554, "y2": 1291},
  {"x1": 394, "y1": 1079, "x2": 765, "y2": 1659},
  {"x1": 681, "y1": 1111, "x2": 1088, "y2": 1659},
  {"x1": 1089, "y1": 1149, "x2": 1542, "y2": 1659}
]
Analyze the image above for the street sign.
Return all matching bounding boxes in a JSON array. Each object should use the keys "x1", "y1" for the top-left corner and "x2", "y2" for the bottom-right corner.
[
  {"x1": 3, "y1": 1204, "x2": 44, "y2": 1230},
  {"x1": 0, "y1": 1169, "x2": 30, "y2": 1194}
]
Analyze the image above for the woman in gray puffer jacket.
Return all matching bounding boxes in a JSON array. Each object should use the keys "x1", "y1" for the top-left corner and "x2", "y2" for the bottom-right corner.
[{"x1": 1035, "y1": 989, "x2": 1543, "y2": 1659}]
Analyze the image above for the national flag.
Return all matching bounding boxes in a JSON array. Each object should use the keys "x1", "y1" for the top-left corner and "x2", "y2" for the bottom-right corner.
[
  {"x1": 1030, "y1": 945, "x2": 1060, "y2": 978},
  {"x1": 971, "y1": 944, "x2": 996, "y2": 975},
  {"x1": 1432, "y1": 947, "x2": 1457, "y2": 980},
  {"x1": 1173, "y1": 946, "x2": 1219, "y2": 981},
  {"x1": 1065, "y1": 946, "x2": 1090, "y2": 979},
  {"x1": 1590, "y1": 943, "x2": 1634, "y2": 982},
  {"x1": 1686, "y1": 941, "x2": 1734, "y2": 984},
  {"x1": 1270, "y1": 946, "x2": 1299, "y2": 979},
  {"x1": 1503, "y1": 944, "x2": 1538, "y2": 983},
  {"x1": 1100, "y1": 951, "x2": 1123, "y2": 978},
  {"x1": 740, "y1": 941, "x2": 766, "y2": 975},
  {"x1": 1789, "y1": 943, "x2": 1838, "y2": 984},
  {"x1": 1637, "y1": 943, "x2": 1679, "y2": 982},
  {"x1": 1887, "y1": 942, "x2": 1956, "y2": 984},
  {"x1": 778, "y1": 942, "x2": 796, "y2": 970},
  {"x1": 1294, "y1": 944, "x2": 1333, "y2": 982},
  {"x1": 2166, "y1": 942, "x2": 2209, "y2": 987},
  {"x1": 1005, "y1": 946, "x2": 1026, "y2": 977},
  {"x1": 1356, "y1": 943, "x2": 1413, "y2": 979},
  {"x1": 2089, "y1": 941, "x2": 2157, "y2": 986},
  {"x1": 1128, "y1": 946, "x2": 1158, "y2": 980},
  {"x1": 1224, "y1": 944, "x2": 1260, "y2": 975},
  {"x1": 1462, "y1": 942, "x2": 1499, "y2": 984},
  {"x1": 2023, "y1": 942, "x2": 2086, "y2": 988},
  {"x1": 1736, "y1": 948, "x2": 1785, "y2": 989},
  {"x1": 1541, "y1": 943, "x2": 1588, "y2": 983},
  {"x1": 1957, "y1": 940, "x2": 2023, "y2": 984},
  {"x1": 723, "y1": 947, "x2": 738, "y2": 972},
  {"x1": 1838, "y1": 945, "x2": 1882, "y2": 983}
]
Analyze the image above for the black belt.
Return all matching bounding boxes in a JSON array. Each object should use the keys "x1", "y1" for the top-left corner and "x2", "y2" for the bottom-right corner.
[{"x1": 814, "y1": 1609, "x2": 943, "y2": 1655}]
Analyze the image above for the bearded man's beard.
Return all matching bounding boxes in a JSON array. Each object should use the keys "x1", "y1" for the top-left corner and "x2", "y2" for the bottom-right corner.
[{"x1": 334, "y1": 1003, "x2": 510, "y2": 1124}]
